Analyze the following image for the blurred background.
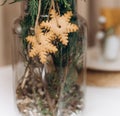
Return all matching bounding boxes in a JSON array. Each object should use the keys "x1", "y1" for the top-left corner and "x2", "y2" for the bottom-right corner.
[
  {"x1": 89, "y1": 0, "x2": 120, "y2": 45},
  {"x1": 87, "y1": 0, "x2": 120, "y2": 87}
]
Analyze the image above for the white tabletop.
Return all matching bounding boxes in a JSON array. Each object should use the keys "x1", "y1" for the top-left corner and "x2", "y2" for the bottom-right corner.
[{"x1": 0, "y1": 66, "x2": 120, "y2": 116}]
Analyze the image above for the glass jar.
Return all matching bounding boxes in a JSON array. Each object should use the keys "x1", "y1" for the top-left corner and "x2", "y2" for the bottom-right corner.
[{"x1": 12, "y1": 0, "x2": 87, "y2": 116}]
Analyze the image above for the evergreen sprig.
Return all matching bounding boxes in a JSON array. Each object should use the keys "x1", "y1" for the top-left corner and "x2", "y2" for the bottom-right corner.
[{"x1": 28, "y1": 0, "x2": 38, "y2": 26}]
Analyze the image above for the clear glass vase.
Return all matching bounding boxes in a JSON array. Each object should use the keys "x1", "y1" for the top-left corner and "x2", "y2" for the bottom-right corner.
[{"x1": 12, "y1": 0, "x2": 87, "y2": 116}]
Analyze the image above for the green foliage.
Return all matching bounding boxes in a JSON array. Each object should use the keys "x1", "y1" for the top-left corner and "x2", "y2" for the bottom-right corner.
[
  {"x1": 64, "y1": 66, "x2": 77, "y2": 92},
  {"x1": 38, "y1": 99, "x2": 52, "y2": 116},
  {"x1": 41, "y1": 0, "x2": 51, "y2": 15},
  {"x1": 58, "y1": 0, "x2": 71, "y2": 9},
  {"x1": 28, "y1": 0, "x2": 38, "y2": 26},
  {"x1": 40, "y1": 0, "x2": 75, "y2": 15},
  {"x1": 57, "y1": 0, "x2": 74, "y2": 14},
  {"x1": 20, "y1": 0, "x2": 38, "y2": 49},
  {"x1": 20, "y1": 15, "x2": 32, "y2": 49},
  {"x1": 46, "y1": 72, "x2": 61, "y2": 98}
]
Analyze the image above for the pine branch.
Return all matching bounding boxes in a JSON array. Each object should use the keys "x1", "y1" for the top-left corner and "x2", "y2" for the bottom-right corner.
[{"x1": 28, "y1": 0, "x2": 38, "y2": 26}]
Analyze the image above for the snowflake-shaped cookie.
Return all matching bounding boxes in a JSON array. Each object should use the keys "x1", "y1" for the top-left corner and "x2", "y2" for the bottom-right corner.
[
  {"x1": 40, "y1": 9, "x2": 78, "y2": 45},
  {"x1": 26, "y1": 26, "x2": 57, "y2": 63}
]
